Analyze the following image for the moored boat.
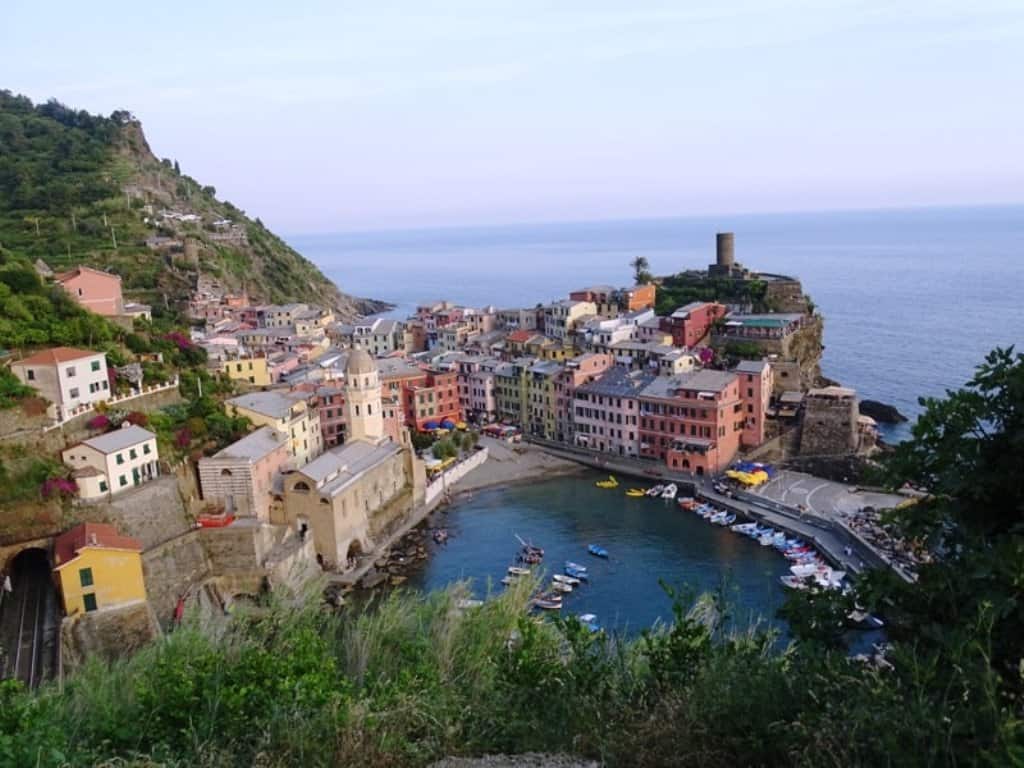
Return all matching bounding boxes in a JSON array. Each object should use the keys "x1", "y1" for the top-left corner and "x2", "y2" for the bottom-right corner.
[
  {"x1": 646, "y1": 484, "x2": 665, "y2": 497},
  {"x1": 660, "y1": 483, "x2": 678, "y2": 500},
  {"x1": 565, "y1": 561, "x2": 588, "y2": 572},
  {"x1": 587, "y1": 544, "x2": 609, "y2": 558},
  {"x1": 553, "y1": 574, "x2": 580, "y2": 586},
  {"x1": 625, "y1": 488, "x2": 647, "y2": 497},
  {"x1": 508, "y1": 566, "x2": 530, "y2": 576},
  {"x1": 565, "y1": 566, "x2": 589, "y2": 581},
  {"x1": 595, "y1": 475, "x2": 619, "y2": 489},
  {"x1": 551, "y1": 580, "x2": 572, "y2": 593}
]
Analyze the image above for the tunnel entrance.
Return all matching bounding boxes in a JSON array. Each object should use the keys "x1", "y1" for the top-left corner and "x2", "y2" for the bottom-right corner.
[{"x1": 0, "y1": 548, "x2": 59, "y2": 688}]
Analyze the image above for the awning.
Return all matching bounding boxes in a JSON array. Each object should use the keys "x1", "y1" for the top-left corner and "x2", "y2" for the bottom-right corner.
[{"x1": 424, "y1": 420, "x2": 440, "y2": 430}]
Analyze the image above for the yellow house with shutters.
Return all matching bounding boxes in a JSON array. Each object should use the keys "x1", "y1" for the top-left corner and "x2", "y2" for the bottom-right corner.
[
  {"x1": 222, "y1": 356, "x2": 271, "y2": 386},
  {"x1": 53, "y1": 522, "x2": 146, "y2": 616}
]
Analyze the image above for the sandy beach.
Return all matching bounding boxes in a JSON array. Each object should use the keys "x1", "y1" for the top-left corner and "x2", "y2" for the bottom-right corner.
[{"x1": 450, "y1": 436, "x2": 586, "y2": 495}]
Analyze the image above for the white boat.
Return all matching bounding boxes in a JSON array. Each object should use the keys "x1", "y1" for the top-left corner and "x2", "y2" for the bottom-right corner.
[
  {"x1": 780, "y1": 575, "x2": 809, "y2": 590},
  {"x1": 507, "y1": 566, "x2": 531, "y2": 576},
  {"x1": 456, "y1": 599, "x2": 484, "y2": 609},
  {"x1": 579, "y1": 613, "x2": 597, "y2": 623},
  {"x1": 553, "y1": 574, "x2": 580, "y2": 586},
  {"x1": 565, "y1": 561, "x2": 588, "y2": 572},
  {"x1": 731, "y1": 522, "x2": 759, "y2": 534},
  {"x1": 759, "y1": 534, "x2": 776, "y2": 546},
  {"x1": 660, "y1": 483, "x2": 678, "y2": 500},
  {"x1": 709, "y1": 511, "x2": 728, "y2": 524},
  {"x1": 551, "y1": 581, "x2": 572, "y2": 593},
  {"x1": 500, "y1": 576, "x2": 516, "y2": 586},
  {"x1": 646, "y1": 485, "x2": 665, "y2": 497},
  {"x1": 790, "y1": 563, "x2": 821, "y2": 578}
]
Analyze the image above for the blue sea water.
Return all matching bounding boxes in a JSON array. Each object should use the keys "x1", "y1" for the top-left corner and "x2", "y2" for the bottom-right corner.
[{"x1": 290, "y1": 205, "x2": 1024, "y2": 441}]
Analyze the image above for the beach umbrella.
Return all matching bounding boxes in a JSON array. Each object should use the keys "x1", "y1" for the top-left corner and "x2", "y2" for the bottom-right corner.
[{"x1": 424, "y1": 420, "x2": 440, "y2": 430}]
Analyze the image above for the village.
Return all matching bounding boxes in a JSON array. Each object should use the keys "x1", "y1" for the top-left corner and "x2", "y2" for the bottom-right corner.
[{"x1": 1, "y1": 232, "x2": 891, "y2": 684}]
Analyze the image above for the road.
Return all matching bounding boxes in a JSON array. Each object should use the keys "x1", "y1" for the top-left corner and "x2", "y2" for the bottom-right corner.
[{"x1": 0, "y1": 550, "x2": 59, "y2": 688}]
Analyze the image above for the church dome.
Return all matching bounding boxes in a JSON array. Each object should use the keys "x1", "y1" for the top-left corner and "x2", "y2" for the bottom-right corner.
[{"x1": 345, "y1": 346, "x2": 376, "y2": 376}]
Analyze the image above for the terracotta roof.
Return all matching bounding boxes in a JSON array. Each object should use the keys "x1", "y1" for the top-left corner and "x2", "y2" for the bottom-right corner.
[
  {"x1": 13, "y1": 347, "x2": 103, "y2": 367},
  {"x1": 507, "y1": 330, "x2": 535, "y2": 343},
  {"x1": 54, "y1": 522, "x2": 142, "y2": 568},
  {"x1": 54, "y1": 265, "x2": 122, "y2": 284}
]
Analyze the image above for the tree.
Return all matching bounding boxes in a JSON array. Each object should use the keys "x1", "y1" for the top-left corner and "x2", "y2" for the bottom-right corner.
[{"x1": 630, "y1": 256, "x2": 653, "y2": 285}]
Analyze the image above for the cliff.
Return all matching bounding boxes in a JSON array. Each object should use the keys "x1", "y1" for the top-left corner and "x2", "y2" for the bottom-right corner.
[{"x1": 0, "y1": 90, "x2": 388, "y2": 319}]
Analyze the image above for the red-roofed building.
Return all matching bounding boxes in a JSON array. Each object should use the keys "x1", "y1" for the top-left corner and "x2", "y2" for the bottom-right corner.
[{"x1": 53, "y1": 523, "x2": 146, "y2": 616}]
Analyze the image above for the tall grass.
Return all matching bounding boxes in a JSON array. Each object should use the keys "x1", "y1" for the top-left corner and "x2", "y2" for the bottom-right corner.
[{"x1": 0, "y1": 580, "x2": 1018, "y2": 767}]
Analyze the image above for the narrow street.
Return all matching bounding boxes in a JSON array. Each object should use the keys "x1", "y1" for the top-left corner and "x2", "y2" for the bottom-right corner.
[{"x1": 0, "y1": 549, "x2": 59, "y2": 689}]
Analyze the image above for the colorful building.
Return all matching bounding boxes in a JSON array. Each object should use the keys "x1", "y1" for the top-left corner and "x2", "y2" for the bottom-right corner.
[
  {"x1": 61, "y1": 424, "x2": 159, "y2": 499},
  {"x1": 638, "y1": 369, "x2": 742, "y2": 476},
  {"x1": 11, "y1": 347, "x2": 111, "y2": 423},
  {"x1": 409, "y1": 368, "x2": 461, "y2": 430},
  {"x1": 573, "y1": 366, "x2": 653, "y2": 457},
  {"x1": 526, "y1": 360, "x2": 562, "y2": 439},
  {"x1": 457, "y1": 356, "x2": 499, "y2": 423},
  {"x1": 54, "y1": 266, "x2": 124, "y2": 317},
  {"x1": 544, "y1": 300, "x2": 597, "y2": 347},
  {"x1": 554, "y1": 353, "x2": 613, "y2": 443},
  {"x1": 53, "y1": 523, "x2": 146, "y2": 616},
  {"x1": 735, "y1": 360, "x2": 773, "y2": 449},
  {"x1": 222, "y1": 355, "x2": 271, "y2": 386},
  {"x1": 198, "y1": 426, "x2": 290, "y2": 520},
  {"x1": 663, "y1": 302, "x2": 727, "y2": 348},
  {"x1": 226, "y1": 390, "x2": 323, "y2": 466}
]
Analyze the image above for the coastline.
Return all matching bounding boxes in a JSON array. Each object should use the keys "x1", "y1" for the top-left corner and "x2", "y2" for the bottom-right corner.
[{"x1": 447, "y1": 437, "x2": 588, "y2": 497}]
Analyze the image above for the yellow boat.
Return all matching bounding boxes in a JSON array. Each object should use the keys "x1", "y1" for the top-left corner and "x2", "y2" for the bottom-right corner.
[
  {"x1": 625, "y1": 488, "x2": 646, "y2": 497},
  {"x1": 595, "y1": 475, "x2": 619, "y2": 489}
]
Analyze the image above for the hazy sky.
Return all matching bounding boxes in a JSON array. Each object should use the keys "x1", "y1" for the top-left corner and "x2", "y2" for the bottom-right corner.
[{"x1": 4, "y1": 1, "x2": 1023, "y2": 233}]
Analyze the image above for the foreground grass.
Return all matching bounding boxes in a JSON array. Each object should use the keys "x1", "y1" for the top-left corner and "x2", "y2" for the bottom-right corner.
[{"x1": 1, "y1": 577, "x2": 1020, "y2": 768}]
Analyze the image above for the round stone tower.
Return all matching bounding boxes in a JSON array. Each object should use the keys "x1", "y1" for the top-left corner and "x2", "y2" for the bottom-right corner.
[
  {"x1": 716, "y1": 232, "x2": 735, "y2": 269},
  {"x1": 344, "y1": 346, "x2": 383, "y2": 444}
]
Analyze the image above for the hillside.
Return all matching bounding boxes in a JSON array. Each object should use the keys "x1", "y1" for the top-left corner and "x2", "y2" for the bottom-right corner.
[{"x1": 0, "y1": 91, "x2": 387, "y2": 319}]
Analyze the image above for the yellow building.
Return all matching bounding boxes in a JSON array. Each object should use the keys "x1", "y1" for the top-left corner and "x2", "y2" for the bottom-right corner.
[
  {"x1": 226, "y1": 390, "x2": 323, "y2": 467},
  {"x1": 223, "y1": 356, "x2": 271, "y2": 386},
  {"x1": 53, "y1": 522, "x2": 146, "y2": 615}
]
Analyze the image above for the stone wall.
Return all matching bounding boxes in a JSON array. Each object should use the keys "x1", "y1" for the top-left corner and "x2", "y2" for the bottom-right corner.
[
  {"x1": 89, "y1": 475, "x2": 192, "y2": 550},
  {"x1": 142, "y1": 530, "x2": 212, "y2": 625},
  {"x1": 61, "y1": 599, "x2": 161, "y2": 671},
  {"x1": 799, "y1": 392, "x2": 858, "y2": 457},
  {"x1": 424, "y1": 448, "x2": 489, "y2": 508}
]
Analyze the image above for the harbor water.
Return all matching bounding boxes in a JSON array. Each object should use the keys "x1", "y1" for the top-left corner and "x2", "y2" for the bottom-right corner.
[{"x1": 406, "y1": 471, "x2": 792, "y2": 635}]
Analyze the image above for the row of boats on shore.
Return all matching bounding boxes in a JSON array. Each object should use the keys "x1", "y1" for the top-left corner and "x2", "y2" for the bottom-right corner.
[{"x1": 596, "y1": 475, "x2": 682, "y2": 500}]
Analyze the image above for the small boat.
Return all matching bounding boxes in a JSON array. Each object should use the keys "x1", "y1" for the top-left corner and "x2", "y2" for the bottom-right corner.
[
  {"x1": 780, "y1": 575, "x2": 809, "y2": 590},
  {"x1": 595, "y1": 475, "x2": 619, "y2": 489},
  {"x1": 847, "y1": 610, "x2": 885, "y2": 630},
  {"x1": 709, "y1": 511, "x2": 727, "y2": 524},
  {"x1": 432, "y1": 529, "x2": 449, "y2": 543},
  {"x1": 552, "y1": 574, "x2": 580, "y2": 586},
  {"x1": 660, "y1": 483, "x2": 678, "y2": 500},
  {"x1": 578, "y1": 613, "x2": 600, "y2": 632},
  {"x1": 565, "y1": 561, "x2": 588, "y2": 572},
  {"x1": 646, "y1": 484, "x2": 665, "y2": 497},
  {"x1": 456, "y1": 598, "x2": 484, "y2": 609},
  {"x1": 625, "y1": 488, "x2": 647, "y2": 497},
  {"x1": 551, "y1": 581, "x2": 572, "y2": 593},
  {"x1": 790, "y1": 563, "x2": 822, "y2": 578},
  {"x1": 731, "y1": 522, "x2": 759, "y2": 534},
  {"x1": 508, "y1": 566, "x2": 530, "y2": 576},
  {"x1": 533, "y1": 598, "x2": 563, "y2": 610},
  {"x1": 587, "y1": 544, "x2": 609, "y2": 558},
  {"x1": 715, "y1": 513, "x2": 736, "y2": 526},
  {"x1": 565, "y1": 566, "x2": 589, "y2": 581},
  {"x1": 500, "y1": 576, "x2": 516, "y2": 586}
]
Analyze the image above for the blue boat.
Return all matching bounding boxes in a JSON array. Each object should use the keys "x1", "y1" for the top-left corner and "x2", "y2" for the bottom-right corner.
[
  {"x1": 565, "y1": 561, "x2": 588, "y2": 571},
  {"x1": 565, "y1": 566, "x2": 589, "y2": 581},
  {"x1": 579, "y1": 613, "x2": 600, "y2": 633},
  {"x1": 588, "y1": 544, "x2": 609, "y2": 558}
]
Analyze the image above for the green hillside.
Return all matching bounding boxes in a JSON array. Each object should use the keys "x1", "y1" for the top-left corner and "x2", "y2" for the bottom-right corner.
[{"x1": 0, "y1": 91, "x2": 385, "y2": 319}]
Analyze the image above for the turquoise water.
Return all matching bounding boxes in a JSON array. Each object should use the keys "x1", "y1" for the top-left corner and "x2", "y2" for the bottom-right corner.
[
  {"x1": 406, "y1": 471, "x2": 791, "y2": 635},
  {"x1": 290, "y1": 205, "x2": 1024, "y2": 442}
]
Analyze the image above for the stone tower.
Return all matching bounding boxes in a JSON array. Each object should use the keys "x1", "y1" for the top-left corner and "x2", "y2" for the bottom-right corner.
[{"x1": 344, "y1": 346, "x2": 383, "y2": 444}]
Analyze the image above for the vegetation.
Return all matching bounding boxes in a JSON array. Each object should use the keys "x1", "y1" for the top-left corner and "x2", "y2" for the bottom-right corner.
[
  {"x1": 0, "y1": 90, "x2": 377, "y2": 315},
  {"x1": 2, "y1": 353, "x2": 1022, "y2": 766},
  {"x1": 629, "y1": 256, "x2": 652, "y2": 285},
  {"x1": 654, "y1": 271, "x2": 770, "y2": 315}
]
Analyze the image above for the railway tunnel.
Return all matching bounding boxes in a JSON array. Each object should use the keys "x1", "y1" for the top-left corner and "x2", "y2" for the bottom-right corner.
[{"x1": 0, "y1": 547, "x2": 59, "y2": 688}]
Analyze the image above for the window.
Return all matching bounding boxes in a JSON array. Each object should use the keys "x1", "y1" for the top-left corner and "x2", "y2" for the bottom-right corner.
[
  {"x1": 83, "y1": 593, "x2": 97, "y2": 612},
  {"x1": 129, "y1": 449, "x2": 137, "y2": 460},
  {"x1": 66, "y1": 366, "x2": 76, "y2": 377},
  {"x1": 143, "y1": 443, "x2": 151, "y2": 455},
  {"x1": 79, "y1": 567, "x2": 94, "y2": 587},
  {"x1": 119, "y1": 474, "x2": 127, "y2": 487},
  {"x1": 99, "y1": 480, "x2": 108, "y2": 492},
  {"x1": 26, "y1": 369, "x2": 35, "y2": 381},
  {"x1": 116, "y1": 453, "x2": 124, "y2": 465},
  {"x1": 69, "y1": 387, "x2": 80, "y2": 399}
]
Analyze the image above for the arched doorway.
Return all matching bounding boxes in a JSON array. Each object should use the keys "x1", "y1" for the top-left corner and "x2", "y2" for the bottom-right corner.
[{"x1": 1, "y1": 548, "x2": 58, "y2": 688}]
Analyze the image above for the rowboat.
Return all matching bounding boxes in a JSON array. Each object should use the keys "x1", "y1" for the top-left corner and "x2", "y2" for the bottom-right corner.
[
  {"x1": 625, "y1": 488, "x2": 647, "y2": 497},
  {"x1": 551, "y1": 581, "x2": 572, "y2": 593},
  {"x1": 507, "y1": 566, "x2": 530, "y2": 576},
  {"x1": 587, "y1": 544, "x2": 609, "y2": 558},
  {"x1": 553, "y1": 574, "x2": 580, "y2": 586}
]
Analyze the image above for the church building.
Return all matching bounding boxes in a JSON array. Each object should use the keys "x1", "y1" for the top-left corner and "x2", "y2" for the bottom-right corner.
[{"x1": 278, "y1": 347, "x2": 426, "y2": 569}]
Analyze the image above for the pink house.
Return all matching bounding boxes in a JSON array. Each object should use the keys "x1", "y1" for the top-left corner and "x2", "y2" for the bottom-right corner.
[
  {"x1": 197, "y1": 426, "x2": 291, "y2": 520},
  {"x1": 573, "y1": 366, "x2": 653, "y2": 457},
  {"x1": 735, "y1": 360, "x2": 773, "y2": 448},
  {"x1": 555, "y1": 353, "x2": 612, "y2": 442},
  {"x1": 55, "y1": 266, "x2": 124, "y2": 316},
  {"x1": 663, "y1": 302, "x2": 727, "y2": 348}
]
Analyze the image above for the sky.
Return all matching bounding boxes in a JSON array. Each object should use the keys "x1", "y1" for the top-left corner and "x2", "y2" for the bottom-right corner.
[{"x1": 3, "y1": 1, "x2": 1023, "y2": 233}]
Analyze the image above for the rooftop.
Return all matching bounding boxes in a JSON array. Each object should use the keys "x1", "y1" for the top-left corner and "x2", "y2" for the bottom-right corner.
[
  {"x1": 227, "y1": 390, "x2": 307, "y2": 420},
  {"x1": 210, "y1": 426, "x2": 287, "y2": 461},
  {"x1": 735, "y1": 360, "x2": 770, "y2": 374},
  {"x1": 78, "y1": 425, "x2": 156, "y2": 455},
  {"x1": 54, "y1": 522, "x2": 142, "y2": 568},
  {"x1": 641, "y1": 369, "x2": 737, "y2": 399},
  {"x1": 14, "y1": 346, "x2": 103, "y2": 367},
  {"x1": 296, "y1": 440, "x2": 403, "y2": 497},
  {"x1": 577, "y1": 366, "x2": 655, "y2": 398}
]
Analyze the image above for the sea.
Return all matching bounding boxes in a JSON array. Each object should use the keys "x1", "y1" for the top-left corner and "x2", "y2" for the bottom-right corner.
[{"x1": 290, "y1": 205, "x2": 1024, "y2": 441}]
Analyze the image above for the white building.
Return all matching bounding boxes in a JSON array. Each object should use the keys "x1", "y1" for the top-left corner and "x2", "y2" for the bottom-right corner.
[
  {"x1": 61, "y1": 424, "x2": 159, "y2": 499},
  {"x1": 11, "y1": 347, "x2": 111, "y2": 422}
]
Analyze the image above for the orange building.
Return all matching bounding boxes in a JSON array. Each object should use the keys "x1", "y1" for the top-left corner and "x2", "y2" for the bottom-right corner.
[{"x1": 55, "y1": 266, "x2": 124, "y2": 316}]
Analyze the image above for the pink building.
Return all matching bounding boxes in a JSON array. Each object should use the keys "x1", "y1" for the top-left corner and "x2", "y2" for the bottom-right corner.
[
  {"x1": 457, "y1": 356, "x2": 499, "y2": 423},
  {"x1": 662, "y1": 302, "x2": 727, "y2": 348},
  {"x1": 316, "y1": 385, "x2": 347, "y2": 447},
  {"x1": 555, "y1": 353, "x2": 612, "y2": 442},
  {"x1": 55, "y1": 266, "x2": 124, "y2": 316},
  {"x1": 735, "y1": 360, "x2": 773, "y2": 448},
  {"x1": 573, "y1": 366, "x2": 653, "y2": 457},
  {"x1": 639, "y1": 369, "x2": 742, "y2": 476},
  {"x1": 197, "y1": 426, "x2": 291, "y2": 520}
]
